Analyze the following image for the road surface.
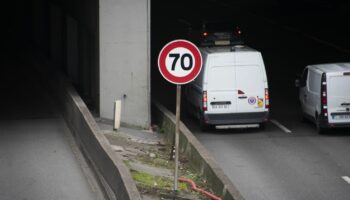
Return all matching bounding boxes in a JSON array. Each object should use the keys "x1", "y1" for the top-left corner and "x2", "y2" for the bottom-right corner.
[{"x1": 0, "y1": 49, "x2": 104, "y2": 200}]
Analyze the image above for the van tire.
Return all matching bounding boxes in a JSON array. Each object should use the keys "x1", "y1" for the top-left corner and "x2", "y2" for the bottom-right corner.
[
  {"x1": 301, "y1": 113, "x2": 308, "y2": 123},
  {"x1": 259, "y1": 122, "x2": 266, "y2": 130},
  {"x1": 301, "y1": 116, "x2": 307, "y2": 123},
  {"x1": 199, "y1": 114, "x2": 210, "y2": 131},
  {"x1": 315, "y1": 113, "x2": 326, "y2": 134},
  {"x1": 316, "y1": 122, "x2": 325, "y2": 134},
  {"x1": 300, "y1": 106, "x2": 307, "y2": 122}
]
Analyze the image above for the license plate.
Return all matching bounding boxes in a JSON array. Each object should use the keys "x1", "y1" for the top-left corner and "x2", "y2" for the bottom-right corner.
[
  {"x1": 212, "y1": 105, "x2": 229, "y2": 109},
  {"x1": 333, "y1": 115, "x2": 350, "y2": 120}
]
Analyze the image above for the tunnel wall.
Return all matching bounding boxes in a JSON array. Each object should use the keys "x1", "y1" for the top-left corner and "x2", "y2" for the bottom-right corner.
[
  {"x1": 99, "y1": 0, "x2": 151, "y2": 129},
  {"x1": 11, "y1": 0, "x2": 151, "y2": 128},
  {"x1": 18, "y1": 0, "x2": 100, "y2": 112},
  {"x1": 49, "y1": 0, "x2": 100, "y2": 112},
  {"x1": 43, "y1": 0, "x2": 152, "y2": 128}
]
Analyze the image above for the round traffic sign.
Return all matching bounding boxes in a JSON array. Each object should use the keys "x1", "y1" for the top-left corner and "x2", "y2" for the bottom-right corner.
[{"x1": 158, "y1": 39, "x2": 202, "y2": 85}]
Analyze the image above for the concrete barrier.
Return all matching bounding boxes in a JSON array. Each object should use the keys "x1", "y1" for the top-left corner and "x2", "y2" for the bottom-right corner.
[
  {"x1": 153, "y1": 101, "x2": 245, "y2": 200},
  {"x1": 32, "y1": 57, "x2": 141, "y2": 200}
]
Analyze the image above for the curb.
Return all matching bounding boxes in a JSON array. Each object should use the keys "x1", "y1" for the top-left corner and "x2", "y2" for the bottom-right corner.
[{"x1": 152, "y1": 101, "x2": 245, "y2": 200}]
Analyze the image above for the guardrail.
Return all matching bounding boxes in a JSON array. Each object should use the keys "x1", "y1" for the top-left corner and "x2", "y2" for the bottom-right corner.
[{"x1": 153, "y1": 101, "x2": 245, "y2": 200}]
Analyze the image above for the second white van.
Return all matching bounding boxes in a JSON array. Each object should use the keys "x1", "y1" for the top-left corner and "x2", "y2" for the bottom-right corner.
[
  {"x1": 184, "y1": 45, "x2": 269, "y2": 130},
  {"x1": 296, "y1": 63, "x2": 350, "y2": 133}
]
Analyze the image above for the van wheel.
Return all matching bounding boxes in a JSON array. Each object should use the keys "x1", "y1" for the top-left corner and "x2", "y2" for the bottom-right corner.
[
  {"x1": 316, "y1": 121, "x2": 325, "y2": 134},
  {"x1": 199, "y1": 114, "x2": 210, "y2": 131},
  {"x1": 259, "y1": 122, "x2": 266, "y2": 130},
  {"x1": 299, "y1": 107, "x2": 307, "y2": 123},
  {"x1": 300, "y1": 112, "x2": 307, "y2": 123},
  {"x1": 315, "y1": 115, "x2": 326, "y2": 134},
  {"x1": 301, "y1": 115, "x2": 307, "y2": 123}
]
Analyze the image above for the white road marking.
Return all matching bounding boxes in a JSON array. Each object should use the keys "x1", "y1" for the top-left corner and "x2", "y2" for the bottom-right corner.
[
  {"x1": 270, "y1": 119, "x2": 292, "y2": 133},
  {"x1": 342, "y1": 176, "x2": 350, "y2": 185},
  {"x1": 216, "y1": 124, "x2": 259, "y2": 129}
]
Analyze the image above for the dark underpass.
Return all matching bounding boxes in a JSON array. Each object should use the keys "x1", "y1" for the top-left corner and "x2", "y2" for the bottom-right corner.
[
  {"x1": 151, "y1": 1, "x2": 350, "y2": 200},
  {"x1": 1, "y1": 0, "x2": 350, "y2": 199},
  {"x1": 0, "y1": 0, "x2": 104, "y2": 199}
]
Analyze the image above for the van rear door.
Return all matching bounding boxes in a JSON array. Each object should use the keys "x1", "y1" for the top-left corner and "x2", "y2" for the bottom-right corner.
[
  {"x1": 207, "y1": 65, "x2": 237, "y2": 114},
  {"x1": 327, "y1": 73, "x2": 350, "y2": 123},
  {"x1": 235, "y1": 65, "x2": 266, "y2": 113}
]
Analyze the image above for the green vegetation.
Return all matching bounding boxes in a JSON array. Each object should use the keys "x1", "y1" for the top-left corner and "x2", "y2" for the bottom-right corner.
[
  {"x1": 137, "y1": 155, "x2": 175, "y2": 169},
  {"x1": 131, "y1": 171, "x2": 188, "y2": 191},
  {"x1": 158, "y1": 127, "x2": 166, "y2": 134},
  {"x1": 123, "y1": 160, "x2": 131, "y2": 168},
  {"x1": 105, "y1": 128, "x2": 212, "y2": 199}
]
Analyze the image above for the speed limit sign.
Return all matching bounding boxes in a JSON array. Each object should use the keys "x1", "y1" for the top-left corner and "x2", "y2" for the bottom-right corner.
[
  {"x1": 158, "y1": 39, "x2": 202, "y2": 85},
  {"x1": 158, "y1": 39, "x2": 202, "y2": 191}
]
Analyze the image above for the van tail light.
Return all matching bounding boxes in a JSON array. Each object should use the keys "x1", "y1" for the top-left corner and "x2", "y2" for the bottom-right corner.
[
  {"x1": 321, "y1": 73, "x2": 328, "y2": 117},
  {"x1": 234, "y1": 26, "x2": 242, "y2": 36},
  {"x1": 265, "y1": 88, "x2": 270, "y2": 109},
  {"x1": 203, "y1": 91, "x2": 208, "y2": 112}
]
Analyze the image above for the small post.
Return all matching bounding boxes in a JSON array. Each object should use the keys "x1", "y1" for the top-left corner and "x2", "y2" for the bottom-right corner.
[
  {"x1": 114, "y1": 100, "x2": 122, "y2": 130},
  {"x1": 174, "y1": 85, "x2": 181, "y2": 191}
]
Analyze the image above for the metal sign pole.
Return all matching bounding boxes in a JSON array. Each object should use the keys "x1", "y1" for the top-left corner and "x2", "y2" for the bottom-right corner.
[{"x1": 174, "y1": 85, "x2": 181, "y2": 191}]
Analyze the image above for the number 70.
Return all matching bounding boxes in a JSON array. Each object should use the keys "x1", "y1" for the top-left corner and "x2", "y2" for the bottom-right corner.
[{"x1": 169, "y1": 53, "x2": 193, "y2": 71}]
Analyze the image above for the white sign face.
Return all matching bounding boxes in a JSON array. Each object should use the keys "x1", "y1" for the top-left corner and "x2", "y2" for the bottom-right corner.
[{"x1": 158, "y1": 40, "x2": 202, "y2": 85}]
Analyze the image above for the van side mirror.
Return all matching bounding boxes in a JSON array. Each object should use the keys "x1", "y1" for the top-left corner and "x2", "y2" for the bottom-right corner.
[{"x1": 295, "y1": 79, "x2": 300, "y2": 88}]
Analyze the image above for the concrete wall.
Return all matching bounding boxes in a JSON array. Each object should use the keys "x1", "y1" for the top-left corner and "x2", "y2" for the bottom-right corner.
[{"x1": 100, "y1": 0, "x2": 151, "y2": 128}]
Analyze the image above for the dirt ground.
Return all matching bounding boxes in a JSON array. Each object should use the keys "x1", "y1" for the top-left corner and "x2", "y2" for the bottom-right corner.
[{"x1": 96, "y1": 120, "x2": 214, "y2": 200}]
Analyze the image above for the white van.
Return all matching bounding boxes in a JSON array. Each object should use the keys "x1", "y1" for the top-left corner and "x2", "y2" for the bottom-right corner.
[
  {"x1": 296, "y1": 63, "x2": 350, "y2": 133},
  {"x1": 184, "y1": 45, "x2": 269, "y2": 130}
]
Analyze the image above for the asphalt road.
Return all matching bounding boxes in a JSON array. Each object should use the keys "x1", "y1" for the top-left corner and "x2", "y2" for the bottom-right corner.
[
  {"x1": 184, "y1": 118, "x2": 350, "y2": 200},
  {"x1": 0, "y1": 51, "x2": 103, "y2": 200},
  {"x1": 179, "y1": 9, "x2": 350, "y2": 200}
]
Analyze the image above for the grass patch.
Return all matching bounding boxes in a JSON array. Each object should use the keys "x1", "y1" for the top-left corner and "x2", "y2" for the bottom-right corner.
[
  {"x1": 123, "y1": 160, "x2": 131, "y2": 168},
  {"x1": 158, "y1": 127, "x2": 166, "y2": 134},
  {"x1": 131, "y1": 171, "x2": 188, "y2": 191},
  {"x1": 137, "y1": 154, "x2": 175, "y2": 169}
]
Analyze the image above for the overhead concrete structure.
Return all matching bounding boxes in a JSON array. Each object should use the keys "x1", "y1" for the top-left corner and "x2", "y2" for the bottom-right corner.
[
  {"x1": 100, "y1": 0, "x2": 151, "y2": 128},
  {"x1": 12, "y1": 0, "x2": 151, "y2": 129}
]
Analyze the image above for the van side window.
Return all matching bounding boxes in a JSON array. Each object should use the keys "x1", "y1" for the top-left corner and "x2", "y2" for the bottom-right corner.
[
  {"x1": 308, "y1": 71, "x2": 321, "y2": 93},
  {"x1": 300, "y1": 68, "x2": 308, "y2": 87}
]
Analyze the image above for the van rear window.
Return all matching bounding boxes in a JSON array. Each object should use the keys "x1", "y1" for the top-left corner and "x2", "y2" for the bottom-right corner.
[{"x1": 328, "y1": 76, "x2": 350, "y2": 97}]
